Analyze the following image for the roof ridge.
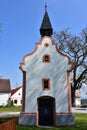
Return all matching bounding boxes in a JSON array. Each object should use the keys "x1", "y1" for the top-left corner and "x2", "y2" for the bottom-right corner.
[{"x1": 10, "y1": 86, "x2": 22, "y2": 96}]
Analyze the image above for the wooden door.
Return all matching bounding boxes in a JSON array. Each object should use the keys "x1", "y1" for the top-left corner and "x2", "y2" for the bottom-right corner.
[{"x1": 38, "y1": 97, "x2": 55, "y2": 126}]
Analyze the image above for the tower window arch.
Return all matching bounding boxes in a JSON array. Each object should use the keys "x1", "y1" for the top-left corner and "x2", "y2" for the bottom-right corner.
[{"x1": 42, "y1": 54, "x2": 50, "y2": 63}]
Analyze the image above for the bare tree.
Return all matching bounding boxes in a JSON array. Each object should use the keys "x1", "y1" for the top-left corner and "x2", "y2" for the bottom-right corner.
[{"x1": 54, "y1": 28, "x2": 87, "y2": 106}]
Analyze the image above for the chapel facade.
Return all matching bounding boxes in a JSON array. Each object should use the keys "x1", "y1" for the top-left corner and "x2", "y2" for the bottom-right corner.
[{"x1": 18, "y1": 6, "x2": 75, "y2": 126}]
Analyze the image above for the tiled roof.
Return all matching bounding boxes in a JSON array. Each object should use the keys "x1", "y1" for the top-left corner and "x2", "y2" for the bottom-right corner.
[
  {"x1": 0, "y1": 78, "x2": 11, "y2": 93},
  {"x1": 10, "y1": 86, "x2": 22, "y2": 96}
]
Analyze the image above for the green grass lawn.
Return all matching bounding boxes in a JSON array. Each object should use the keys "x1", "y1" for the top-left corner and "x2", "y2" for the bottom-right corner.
[
  {"x1": 16, "y1": 113, "x2": 87, "y2": 130},
  {"x1": 0, "y1": 106, "x2": 22, "y2": 112}
]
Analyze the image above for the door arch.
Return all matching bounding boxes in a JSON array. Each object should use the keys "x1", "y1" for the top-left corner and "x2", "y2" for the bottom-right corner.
[{"x1": 37, "y1": 96, "x2": 55, "y2": 126}]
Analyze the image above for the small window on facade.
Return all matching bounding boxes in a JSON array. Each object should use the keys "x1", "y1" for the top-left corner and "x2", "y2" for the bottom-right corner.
[
  {"x1": 14, "y1": 100, "x2": 17, "y2": 104},
  {"x1": 42, "y1": 79, "x2": 50, "y2": 90},
  {"x1": 43, "y1": 54, "x2": 50, "y2": 63}
]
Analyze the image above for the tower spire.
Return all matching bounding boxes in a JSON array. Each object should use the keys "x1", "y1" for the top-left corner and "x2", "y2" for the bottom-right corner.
[{"x1": 40, "y1": 5, "x2": 53, "y2": 37}]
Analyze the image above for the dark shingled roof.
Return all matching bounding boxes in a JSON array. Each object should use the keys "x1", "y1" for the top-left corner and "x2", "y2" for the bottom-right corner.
[
  {"x1": 40, "y1": 7, "x2": 53, "y2": 37},
  {"x1": 0, "y1": 78, "x2": 11, "y2": 93},
  {"x1": 40, "y1": 11, "x2": 52, "y2": 29}
]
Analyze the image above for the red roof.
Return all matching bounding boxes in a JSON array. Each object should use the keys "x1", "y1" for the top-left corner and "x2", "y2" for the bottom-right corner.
[{"x1": 10, "y1": 86, "x2": 22, "y2": 96}]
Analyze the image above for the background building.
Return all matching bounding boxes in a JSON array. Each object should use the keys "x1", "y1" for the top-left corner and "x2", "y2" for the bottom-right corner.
[
  {"x1": 10, "y1": 86, "x2": 22, "y2": 106},
  {"x1": 0, "y1": 78, "x2": 11, "y2": 106},
  {"x1": 75, "y1": 90, "x2": 81, "y2": 107}
]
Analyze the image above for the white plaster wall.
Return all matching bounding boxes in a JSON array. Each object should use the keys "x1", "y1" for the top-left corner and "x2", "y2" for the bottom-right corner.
[
  {"x1": 0, "y1": 93, "x2": 10, "y2": 106},
  {"x1": 13, "y1": 99, "x2": 22, "y2": 106},
  {"x1": 22, "y1": 37, "x2": 71, "y2": 113},
  {"x1": 11, "y1": 87, "x2": 22, "y2": 106}
]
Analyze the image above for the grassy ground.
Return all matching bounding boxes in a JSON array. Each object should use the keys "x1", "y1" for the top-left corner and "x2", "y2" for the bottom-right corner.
[
  {"x1": 16, "y1": 113, "x2": 87, "y2": 130},
  {"x1": 0, "y1": 106, "x2": 22, "y2": 112}
]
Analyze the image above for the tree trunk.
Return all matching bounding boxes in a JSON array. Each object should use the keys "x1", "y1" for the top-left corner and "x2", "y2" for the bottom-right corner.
[{"x1": 71, "y1": 85, "x2": 75, "y2": 107}]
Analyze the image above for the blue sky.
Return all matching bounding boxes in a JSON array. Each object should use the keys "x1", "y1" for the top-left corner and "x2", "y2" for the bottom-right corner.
[{"x1": 0, "y1": 0, "x2": 87, "y2": 89}]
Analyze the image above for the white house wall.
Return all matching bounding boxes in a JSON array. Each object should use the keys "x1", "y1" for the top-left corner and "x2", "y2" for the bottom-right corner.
[
  {"x1": 11, "y1": 88, "x2": 22, "y2": 106},
  {"x1": 0, "y1": 93, "x2": 10, "y2": 106},
  {"x1": 22, "y1": 37, "x2": 72, "y2": 113}
]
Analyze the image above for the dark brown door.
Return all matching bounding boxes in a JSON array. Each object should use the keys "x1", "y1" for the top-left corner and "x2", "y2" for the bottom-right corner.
[{"x1": 38, "y1": 96, "x2": 55, "y2": 126}]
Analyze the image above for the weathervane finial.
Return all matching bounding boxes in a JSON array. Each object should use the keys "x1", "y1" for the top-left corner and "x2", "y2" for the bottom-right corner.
[{"x1": 45, "y1": 3, "x2": 47, "y2": 12}]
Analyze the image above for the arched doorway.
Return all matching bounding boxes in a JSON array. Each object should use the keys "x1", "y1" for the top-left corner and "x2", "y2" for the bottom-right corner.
[{"x1": 37, "y1": 96, "x2": 55, "y2": 126}]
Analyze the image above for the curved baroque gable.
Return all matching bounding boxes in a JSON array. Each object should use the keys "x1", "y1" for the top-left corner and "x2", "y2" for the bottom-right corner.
[{"x1": 20, "y1": 36, "x2": 73, "y2": 72}]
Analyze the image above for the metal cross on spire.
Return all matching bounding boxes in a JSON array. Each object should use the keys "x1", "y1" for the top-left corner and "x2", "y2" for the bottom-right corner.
[{"x1": 45, "y1": 3, "x2": 47, "y2": 12}]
